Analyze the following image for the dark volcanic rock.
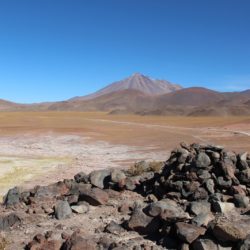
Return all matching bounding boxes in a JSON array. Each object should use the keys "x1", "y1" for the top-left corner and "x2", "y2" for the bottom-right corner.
[
  {"x1": 3, "y1": 187, "x2": 20, "y2": 206},
  {"x1": 189, "y1": 201, "x2": 211, "y2": 216},
  {"x1": 192, "y1": 238, "x2": 218, "y2": 250},
  {"x1": 74, "y1": 172, "x2": 89, "y2": 183},
  {"x1": 79, "y1": 184, "x2": 109, "y2": 206},
  {"x1": 26, "y1": 233, "x2": 62, "y2": 250},
  {"x1": 175, "y1": 222, "x2": 206, "y2": 244},
  {"x1": 195, "y1": 152, "x2": 211, "y2": 169},
  {"x1": 213, "y1": 218, "x2": 250, "y2": 242},
  {"x1": 212, "y1": 201, "x2": 235, "y2": 214},
  {"x1": 111, "y1": 169, "x2": 126, "y2": 184},
  {"x1": 192, "y1": 212, "x2": 215, "y2": 227},
  {"x1": 5, "y1": 142, "x2": 250, "y2": 249},
  {"x1": 126, "y1": 207, "x2": 160, "y2": 235},
  {"x1": 89, "y1": 169, "x2": 111, "y2": 189},
  {"x1": 71, "y1": 202, "x2": 89, "y2": 214},
  {"x1": 237, "y1": 235, "x2": 250, "y2": 250},
  {"x1": 104, "y1": 221, "x2": 126, "y2": 235},
  {"x1": 61, "y1": 232, "x2": 97, "y2": 250},
  {"x1": 234, "y1": 194, "x2": 249, "y2": 208},
  {"x1": 0, "y1": 213, "x2": 21, "y2": 231},
  {"x1": 54, "y1": 200, "x2": 72, "y2": 220}
]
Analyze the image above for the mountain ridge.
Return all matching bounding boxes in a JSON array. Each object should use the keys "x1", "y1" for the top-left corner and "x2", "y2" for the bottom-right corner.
[
  {"x1": 70, "y1": 73, "x2": 182, "y2": 101},
  {"x1": 0, "y1": 73, "x2": 250, "y2": 116}
]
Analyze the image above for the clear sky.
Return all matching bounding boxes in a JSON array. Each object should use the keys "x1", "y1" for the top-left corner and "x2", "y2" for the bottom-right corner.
[{"x1": 0, "y1": 0, "x2": 250, "y2": 103}]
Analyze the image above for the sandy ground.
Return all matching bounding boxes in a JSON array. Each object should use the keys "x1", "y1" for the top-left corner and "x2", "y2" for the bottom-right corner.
[
  {"x1": 0, "y1": 132, "x2": 167, "y2": 198},
  {"x1": 0, "y1": 112, "x2": 250, "y2": 198}
]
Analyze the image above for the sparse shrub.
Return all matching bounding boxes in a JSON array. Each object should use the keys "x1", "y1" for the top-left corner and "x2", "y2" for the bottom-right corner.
[
  {"x1": 0, "y1": 236, "x2": 7, "y2": 250},
  {"x1": 128, "y1": 160, "x2": 164, "y2": 176}
]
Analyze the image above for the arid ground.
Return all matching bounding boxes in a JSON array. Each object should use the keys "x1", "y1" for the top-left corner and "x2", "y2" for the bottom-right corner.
[{"x1": 0, "y1": 112, "x2": 250, "y2": 199}]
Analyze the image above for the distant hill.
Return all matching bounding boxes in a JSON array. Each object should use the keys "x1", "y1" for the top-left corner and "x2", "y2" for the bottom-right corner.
[
  {"x1": 71, "y1": 73, "x2": 182, "y2": 101},
  {"x1": 155, "y1": 87, "x2": 224, "y2": 107},
  {"x1": 0, "y1": 99, "x2": 21, "y2": 111}
]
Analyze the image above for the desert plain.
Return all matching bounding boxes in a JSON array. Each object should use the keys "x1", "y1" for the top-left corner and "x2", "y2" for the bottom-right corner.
[{"x1": 0, "y1": 111, "x2": 250, "y2": 200}]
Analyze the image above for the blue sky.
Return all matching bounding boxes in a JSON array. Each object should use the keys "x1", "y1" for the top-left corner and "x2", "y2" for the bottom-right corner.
[{"x1": 0, "y1": 0, "x2": 250, "y2": 103}]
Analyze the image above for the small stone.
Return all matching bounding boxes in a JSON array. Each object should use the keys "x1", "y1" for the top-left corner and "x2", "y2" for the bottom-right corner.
[
  {"x1": 212, "y1": 151, "x2": 221, "y2": 160},
  {"x1": 192, "y1": 212, "x2": 215, "y2": 227},
  {"x1": 104, "y1": 221, "x2": 125, "y2": 235},
  {"x1": 89, "y1": 169, "x2": 111, "y2": 189},
  {"x1": 118, "y1": 201, "x2": 133, "y2": 215},
  {"x1": 111, "y1": 169, "x2": 126, "y2": 183},
  {"x1": 3, "y1": 187, "x2": 20, "y2": 206},
  {"x1": 42, "y1": 205, "x2": 54, "y2": 214},
  {"x1": 126, "y1": 208, "x2": 160, "y2": 235},
  {"x1": 237, "y1": 169, "x2": 250, "y2": 184},
  {"x1": 61, "y1": 232, "x2": 97, "y2": 250},
  {"x1": 79, "y1": 184, "x2": 109, "y2": 206},
  {"x1": 124, "y1": 176, "x2": 141, "y2": 191},
  {"x1": 189, "y1": 201, "x2": 211, "y2": 216},
  {"x1": 71, "y1": 202, "x2": 89, "y2": 214},
  {"x1": 74, "y1": 172, "x2": 88, "y2": 183},
  {"x1": 192, "y1": 187, "x2": 208, "y2": 200},
  {"x1": 0, "y1": 235, "x2": 7, "y2": 250},
  {"x1": 205, "y1": 179, "x2": 215, "y2": 194},
  {"x1": 234, "y1": 194, "x2": 249, "y2": 208},
  {"x1": 175, "y1": 222, "x2": 206, "y2": 244},
  {"x1": 145, "y1": 194, "x2": 158, "y2": 203},
  {"x1": 180, "y1": 243, "x2": 190, "y2": 250},
  {"x1": 157, "y1": 202, "x2": 190, "y2": 222},
  {"x1": 213, "y1": 218, "x2": 250, "y2": 242},
  {"x1": 0, "y1": 213, "x2": 21, "y2": 231},
  {"x1": 198, "y1": 170, "x2": 211, "y2": 180},
  {"x1": 217, "y1": 177, "x2": 232, "y2": 189},
  {"x1": 193, "y1": 238, "x2": 218, "y2": 250},
  {"x1": 66, "y1": 194, "x2": 79, "y2": 205},
  {"x1": 212, "y1": 201, "x2": 235, "y2": 214},
  {"x1": 237, "y1": 234, "x2": 250, "y2": 250},
  {"x1": 54, "y1": 201, "x2": 72, "y2": 220},
  {"x1": 231, "y1": 185, "x2": 246, "y2": 196},
  {"x1": 195, "y1": 153, "x2": 211, "y2": 169}
]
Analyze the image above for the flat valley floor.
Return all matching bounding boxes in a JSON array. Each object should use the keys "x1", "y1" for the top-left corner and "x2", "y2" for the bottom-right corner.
[{"x1": 0, "y1": 112, "x2": 250, "y2": 198}]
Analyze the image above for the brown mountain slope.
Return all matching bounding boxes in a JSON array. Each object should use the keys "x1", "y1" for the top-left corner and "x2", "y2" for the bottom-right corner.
[
  {"x1": 48, "y1": 89, "x2": 156, "y2": 112},
  {"x1": 71, "y1": 73, "x2": 182, "y2": 101},
  {"x1": 155, "y1": 87, "x2": 224, "y2": 107},
  {"x1": 0, "y1": 99, "x2": 21, "y2": 111},
  {"x1": 46, "y1": 87, "x2": 250, "y2": 116}
]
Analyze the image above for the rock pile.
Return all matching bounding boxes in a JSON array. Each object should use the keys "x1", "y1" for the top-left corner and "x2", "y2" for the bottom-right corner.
[{"x1": 1, "y1": 143, "x2": 250, "y2": 249}]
